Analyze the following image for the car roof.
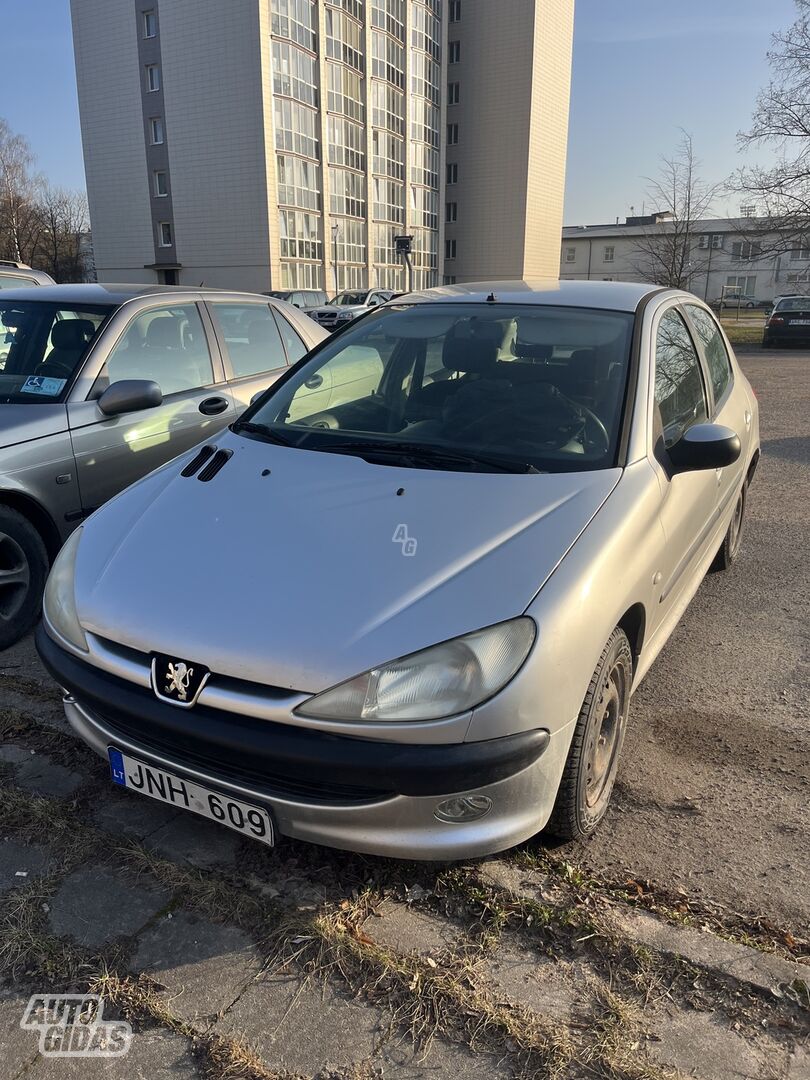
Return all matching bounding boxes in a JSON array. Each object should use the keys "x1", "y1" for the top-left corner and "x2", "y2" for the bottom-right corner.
[
  {"x1": 394, "y1": 279, "x2": 665, "y2": 313},
  {"x1": 0, "y1": 267, "x2": 55, "y2": 285},
  {"x1": 0, "y1": 282, "x2": 276, "y2": 305}
]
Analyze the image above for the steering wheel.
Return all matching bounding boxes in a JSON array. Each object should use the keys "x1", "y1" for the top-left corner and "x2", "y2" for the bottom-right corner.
[{"x1": 578, "y1": 402, "x2": 611, "y2": 453}]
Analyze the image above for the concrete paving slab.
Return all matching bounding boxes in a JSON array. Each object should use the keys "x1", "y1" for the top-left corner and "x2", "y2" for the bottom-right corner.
[
  {"x1": 380, "y1": 1035, "x2": 512, "y2": 1078},
  {"x1": 129, "y1": 910, "x2": 262, "y2": 1025},
  {"x1": 92, "y1": 791, "x2": 180, "y2": 841},
  {"x1": 48, "y1": 866, "x2": 172, "y2": 949},
  {"x1": 216, "y1": 968, "x2": 384, "y2": 1074},
  {"x1": 609, "y1": 907, "x2": 807, "y2": 998},
  {"x1": 362, "y1": 901, "x2": 462, "y2": 957},
  {"x1": 14, "y1": 754, "x2": 85, "y2": 799},
  {"x1": 646, "y1": 1007, "x2": 799, "y2": 1080},
  {"x1": 0, "y1": 744, "x2": 34, "y2": 764},
  {"x1": 0, "y1": 839, "x2": 54, "y2": 894},
  {"x1": 144, "y1": 813, "x2": 240, "y2": 869},
  {"x1": 484, "y1": 938, "x2": 598, "y2": 1023},
  {"x1": 0, "y1": 992, "x2": 38, "y2": 1079},
  {"x1": 29, "y1": 1027, "x2": 198, "y2": 1079}
]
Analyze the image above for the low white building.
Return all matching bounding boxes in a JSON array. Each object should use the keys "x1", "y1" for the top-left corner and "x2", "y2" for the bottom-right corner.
[{"x1": 560, "y1": 213, "x2": 808, "y2": 305}]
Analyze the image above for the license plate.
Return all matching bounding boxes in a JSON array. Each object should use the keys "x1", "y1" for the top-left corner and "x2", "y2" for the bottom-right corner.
[
  {"x1": 790, "y1": 319, "x2": 810, "y2": 325},
  {"x1": 107, "y1": 748, "x2": 274, "y2": 846}
]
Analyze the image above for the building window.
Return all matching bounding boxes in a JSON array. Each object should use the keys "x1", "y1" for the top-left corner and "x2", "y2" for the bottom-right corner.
[
  {"x1": 153, "y1": 171, "x2": 168, "y2": 197},
  {"x1": 731, "y1": 240, "x2": 762, "y2": 261},
  {"x1": 603, "y1": 245, "x2": 615, "y2": 263},
  {"x1": 446, "y1": 162, "x2": 458, "y2": 185},
  {"x1": 698, "y1": 233, "x2": 723, "y2": 250},
  {"x1": 158, "y1": 222, "x2": 172, "y2": 247},
  {"x1": 445, "y1": 202, "x2": 457, "y2": 223},
  {"x1": 445, "y1": 238, "x2": 457, "y2": 260},
  {"x1": 143, "y1": 9, "x2": 157, "y2": 37},
  {"x1": 791, "y1": 240, "x2": 810, "y2": 261},
  {"x1": 448, "y1": 40, "x2": 460, "y2": 63},
  {"x1": 443, "y1": 274, "x2": 457, "y2": 284},
  {"x1": 149, "y1": 117, "x2": 164, "y2": 144},
  {"x1": 564, "y1": 247, "x2": 575, "y2": 263},
  {"x1": 447, "y1": 122, "x2": 458, "y2": 145},
  {"x1": 448, "y1": 81, "x2": 460, "y2": 105},
  {"x1": 725, "y1": 275, "x2": 757, "y2": 295},
  {"x1": 145, "y1": 64, "x2": 160, "y2": 92},
  {"x1": 449, "y1": 0, "x2": 461, "y2": 22}
]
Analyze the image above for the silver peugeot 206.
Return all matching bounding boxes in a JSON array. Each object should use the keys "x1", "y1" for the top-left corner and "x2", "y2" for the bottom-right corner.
[{"x1": 37, "y1": 281, "x2": 759, "y2": 860}]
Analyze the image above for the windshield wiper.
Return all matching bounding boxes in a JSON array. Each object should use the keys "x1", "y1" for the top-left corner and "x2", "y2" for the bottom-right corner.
[
  {"x1": 316, "y1": 440, "x2": 541, "y2": 474},
  {"x1": 233, "y1": 421, "x2": 294, "y2": 446}
]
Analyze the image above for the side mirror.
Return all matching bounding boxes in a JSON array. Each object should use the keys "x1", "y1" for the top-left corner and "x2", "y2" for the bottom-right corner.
[
  {"x1": 97, "y1": 379, "x2": 163, "y2": 417},
  {"x1": 667, "y1": 422, "x2": 741, "y2": 474}
]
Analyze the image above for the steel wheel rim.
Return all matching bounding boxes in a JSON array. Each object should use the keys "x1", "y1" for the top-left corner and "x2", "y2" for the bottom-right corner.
[
  {"x1": 728, "y1": 490, "x2": 745, "y2": 557},
  {"x1": 585, "y1": 660, "x2": 628, "y2": 809},
  {"x1": 0, "y1": 532, "x2": 30, "y2": 621}
]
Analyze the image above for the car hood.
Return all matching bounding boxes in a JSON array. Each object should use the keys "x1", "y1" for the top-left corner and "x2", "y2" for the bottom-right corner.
[
  {"x1": 0, "y1": 404, "x2": 67, "y2": 450},
  {"x1": 75, "y1": 432, "x2": 620, "y2": 692}
]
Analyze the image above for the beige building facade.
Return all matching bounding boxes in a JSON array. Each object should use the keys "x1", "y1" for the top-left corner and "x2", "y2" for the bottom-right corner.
[{"x1": 71, "y1": 0, "x2": 573, "y2": 293}]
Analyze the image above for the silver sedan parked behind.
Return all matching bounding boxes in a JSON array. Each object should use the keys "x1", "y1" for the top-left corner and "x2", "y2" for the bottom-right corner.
[
  {"x1": 0, "y1": 283, "x2": 326, "y2": 648},
  {"x1": 37, "y1": 281, "x2": 759, "y2": 860}
]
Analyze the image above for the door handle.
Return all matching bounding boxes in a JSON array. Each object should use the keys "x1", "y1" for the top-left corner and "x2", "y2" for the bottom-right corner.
[
  {"x1": 305, "y1": 374, "x2": 323, "y2": 390},
  {"x1": 199, "y1": 396, "x2": 229, "y2": 416}
]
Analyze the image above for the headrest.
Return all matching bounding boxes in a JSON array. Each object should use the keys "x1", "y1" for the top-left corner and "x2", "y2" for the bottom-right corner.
[
  {"x1": 51, "y1": 319, "x2": 95, "y2": 350},
  {"x1": 145, "y1": 316, "x2": 183, "y2": 348},
  {"x1": 442, "y1": 336, "x2": 498, "y2": 373}
]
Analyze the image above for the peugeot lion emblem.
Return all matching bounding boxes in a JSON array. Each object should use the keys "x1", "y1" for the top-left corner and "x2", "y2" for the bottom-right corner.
[{"x1": 151, "y1": 653, "x2": 210, "y2": 707}]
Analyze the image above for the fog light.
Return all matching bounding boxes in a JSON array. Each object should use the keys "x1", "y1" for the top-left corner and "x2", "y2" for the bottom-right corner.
[{"x1": 434, "y1": 795, "x2": 492, "y2": 823}]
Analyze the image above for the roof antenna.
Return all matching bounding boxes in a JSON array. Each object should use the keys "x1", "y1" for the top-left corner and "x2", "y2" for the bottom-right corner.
[{"x1": 486, "y1": 291, "x2": 497, "y2": 302}]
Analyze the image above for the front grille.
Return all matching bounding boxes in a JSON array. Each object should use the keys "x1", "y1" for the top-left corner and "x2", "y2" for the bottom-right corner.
[{"x1": 90, "y1": 700, "x2": 394, "y2": 806}]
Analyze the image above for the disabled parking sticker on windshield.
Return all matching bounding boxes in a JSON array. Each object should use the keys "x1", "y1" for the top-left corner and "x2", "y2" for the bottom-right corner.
[{"x1": 20, "y1": 375, "x2": 67, "y2": 396}]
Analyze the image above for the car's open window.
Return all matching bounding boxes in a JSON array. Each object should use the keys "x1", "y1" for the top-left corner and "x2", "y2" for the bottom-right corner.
[
  {"x1": 654, "y1": 308, "x2": 708, "y2": 449},
  {"x1": 238, "y1": 303, "x2": 636, "y2": 474},
  {"x1": 91, "y1": 303, "x2": 214, "y2": 398},
  {"x1": 0, "y1": 301, "x2": 112, "y2": 404}
]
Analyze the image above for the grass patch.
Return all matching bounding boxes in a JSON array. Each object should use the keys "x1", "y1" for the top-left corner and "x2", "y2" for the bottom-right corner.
[{"x1": 720, "y1": 322, "x2": 764, "y2": 345}]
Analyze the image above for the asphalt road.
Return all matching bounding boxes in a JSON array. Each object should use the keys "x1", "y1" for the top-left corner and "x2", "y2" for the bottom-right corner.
[{"x1": 567, "y1": 345, "x2": 810, "y2": 933}]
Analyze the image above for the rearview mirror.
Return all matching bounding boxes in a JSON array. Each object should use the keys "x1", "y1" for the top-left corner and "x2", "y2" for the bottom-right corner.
[
  {"x1": 667, "y1": 422, "x2": 741, "y2": 474},
  {"x1": 97, "y1": 379, "x2": 163, "y2": 417}
]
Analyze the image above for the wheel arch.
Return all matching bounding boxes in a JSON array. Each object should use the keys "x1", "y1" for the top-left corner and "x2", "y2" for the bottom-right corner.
[
  {"x1": 0, "y1": 491, "x2": 62, "y2": 564},
  {"x1": 617, "y1": 602, "x2": 646, "y2": 674}
]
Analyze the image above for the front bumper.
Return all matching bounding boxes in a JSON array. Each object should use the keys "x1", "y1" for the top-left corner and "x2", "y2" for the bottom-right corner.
[{"x1": 37, "y1": 625, "x2": 558, "y2": 860}]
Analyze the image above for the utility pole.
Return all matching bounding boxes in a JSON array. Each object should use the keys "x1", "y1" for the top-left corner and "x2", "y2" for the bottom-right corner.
[{"x1": 331, "y1": 223, "x2": 340, "y2": 297}]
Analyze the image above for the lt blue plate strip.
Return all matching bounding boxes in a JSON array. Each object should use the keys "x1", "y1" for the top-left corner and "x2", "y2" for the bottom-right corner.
[{"x1": 108, "y1": 747, "x2": 127, "y2": 787}]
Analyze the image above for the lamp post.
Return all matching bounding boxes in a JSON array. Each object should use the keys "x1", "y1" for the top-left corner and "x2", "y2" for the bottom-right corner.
[
  {"x1": 331, "y1": 223, "x2": 340, "y2": 297},
  {"x1": 394, "y1": 234, "x2": 414, "y2": 293}
]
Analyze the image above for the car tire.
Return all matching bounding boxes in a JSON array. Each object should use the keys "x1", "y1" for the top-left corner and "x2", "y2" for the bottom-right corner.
[
  {"x1": 710, "y1": 482, "x2": 746, "y2": 573},
  {"x1": 545, "y1": 627, "x2": 633, "y2": 841},
  {"x1": 0, "y1": 507, "x2": 49, "y2": 651}
]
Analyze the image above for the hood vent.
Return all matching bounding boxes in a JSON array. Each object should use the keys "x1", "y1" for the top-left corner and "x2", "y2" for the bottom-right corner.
[
  {"x1": 197, "y1": 448, "x2": 233, "y2": 482},
  {"x1": 181, "y1": 444, "x2": 216, "y2": 478}
]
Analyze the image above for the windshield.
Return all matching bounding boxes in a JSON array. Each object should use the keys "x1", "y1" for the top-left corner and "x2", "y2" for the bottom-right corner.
[
  {"x1": 329, "y1": 292, "x2": 368, "y2": 307},
  {"x1": 237, "y1": 303, "x2": 635, "y2": 473},
  {"x1": 775, "y1": 297, "x2": 810, "y2": 311},
  {"x1": 0, "y1": 301, "x2": 112, "y2": 404}
]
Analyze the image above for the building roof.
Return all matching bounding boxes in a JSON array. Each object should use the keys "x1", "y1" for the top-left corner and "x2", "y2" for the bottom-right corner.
[
  {"x1": 562, "y1": 216, "x2": 769, "y2": 240},
  {"x1": 398, "y1": 279, "x2": 662, "y2": 312}
]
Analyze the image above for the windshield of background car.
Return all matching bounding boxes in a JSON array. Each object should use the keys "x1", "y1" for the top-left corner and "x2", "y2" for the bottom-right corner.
[
  {"x1": 0, "y1": 301, "x2": 112, "y2": 404},
  {"x1": 775, "y1": 297, "x2": 810, "y2": 311},
  {"x1": 239, "y1": 303, "x2": 636, "y2": 473},
  {"x1": 329, "y1": 292, "x2": 368, "y2": 306}
]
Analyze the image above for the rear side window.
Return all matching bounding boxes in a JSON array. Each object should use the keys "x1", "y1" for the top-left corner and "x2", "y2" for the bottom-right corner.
[
  {"x1": 209, "y1": 302, "x2": 287, "y2": 378},
  {"x1": 0, "y1": 274, "x2": 38, "y2": 290},
  {"x1": 654, "y1": 309, "x2": 708, "y2": 448},
  {"x1": 272, "y1": 309, "x2": 307, "y2": 364},
  {"x1": 685, "y1": 304, "x2": 732, "y2": 405}
]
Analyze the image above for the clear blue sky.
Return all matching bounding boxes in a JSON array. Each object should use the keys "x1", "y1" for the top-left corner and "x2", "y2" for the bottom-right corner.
[{"x1": 0, "y1": 0, "x2": 797, "y2": 225}]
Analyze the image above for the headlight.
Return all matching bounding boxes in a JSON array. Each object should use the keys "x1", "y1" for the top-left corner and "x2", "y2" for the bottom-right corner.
[
  {"x1": 43, "y1": 527, "x2": 87, "y2": 652},
  {"x1": 297, "y1": 618, "x2": 536, "y2": 722}
]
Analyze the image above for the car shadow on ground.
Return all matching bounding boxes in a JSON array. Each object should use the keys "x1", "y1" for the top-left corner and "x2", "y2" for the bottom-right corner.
[{"x1": 760, "y1": 436, "x2": 810, "y2": 465}]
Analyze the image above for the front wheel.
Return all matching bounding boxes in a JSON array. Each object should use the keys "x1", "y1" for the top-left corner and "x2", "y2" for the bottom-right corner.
[
  {"x1": 710, "y1": 482, "x2": 746, "y2": 572},
  {"x1": 546, "y1": 627, "x2": 633, "y2": 840},
  {"x1": 0, "y1": 507, "x2": 49, "y2": 651}
]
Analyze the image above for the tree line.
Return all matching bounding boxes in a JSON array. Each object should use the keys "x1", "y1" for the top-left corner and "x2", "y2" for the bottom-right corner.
[{"x1": 0, "y1": 117, "x2": 91, "y2": 282}]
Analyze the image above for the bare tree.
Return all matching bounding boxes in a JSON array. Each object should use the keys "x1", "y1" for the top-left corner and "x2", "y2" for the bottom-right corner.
[
  {"x1": 0, "y1": 118, "x2": 43, "y2": 265},
  {"x1": 735, "y1": 1, "x2": 810, "y2": 263},
  {"x1": 630, "y1": 133, "x2": 723, "y2": 289},
  {"x1": 36, "y1": 186, "x2": 90, "y2": 281}
]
